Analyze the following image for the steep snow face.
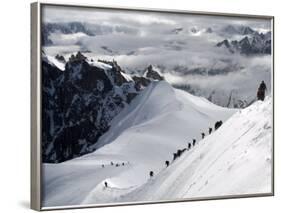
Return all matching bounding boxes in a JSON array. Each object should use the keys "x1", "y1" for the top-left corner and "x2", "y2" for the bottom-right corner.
[
  {"x1": 91, "y1": 81, "x2": 235, "y2": 156},
  {"x1": 43, "y1": 81, "x2": 236, "y2": 207},
  {"x1": 114, "y1": 96, "x2": 272, "y2": 202}
]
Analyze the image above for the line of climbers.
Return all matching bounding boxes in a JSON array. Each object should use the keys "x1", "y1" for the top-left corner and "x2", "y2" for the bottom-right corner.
[
  {"x1": 102, "y1": 161, "x2": 129, "y2": 169},
  {"x1": 103, "y1": 161, "x2": 129, "y2": 188},
  {"x1": 103, "y1": 81, "x2": 268, "y2": 188},
  {"x1": 104, "y1": 119, "x2": 225, "y2": 187},
  {"x1": 149, "y1": 120, "x2": 223, "y2": 179}
]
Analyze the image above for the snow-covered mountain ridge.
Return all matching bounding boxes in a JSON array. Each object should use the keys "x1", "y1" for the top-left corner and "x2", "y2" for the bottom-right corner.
[
  {"x1": 111, "y1": 96, "x2": 273, "y2": 202},
  {"x1": 43, "y1": 80, "x2": 237, "y2": 206}
]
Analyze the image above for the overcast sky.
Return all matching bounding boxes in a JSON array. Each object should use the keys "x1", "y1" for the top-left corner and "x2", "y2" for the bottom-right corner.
[{"x1": 42, "y1": 5, "x2": 271, "y2": 32}]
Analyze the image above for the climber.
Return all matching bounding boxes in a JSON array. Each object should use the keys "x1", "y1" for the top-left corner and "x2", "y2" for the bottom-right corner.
[
  {"x1": 192, "y1": 139, "x2": 196, "y2": 146},
  {"x1": 257, "y1": 80, "x2": 267, "y2": 101},
  {"x1": 201, "y1": 132, "x2": 205, "y2": 139}
]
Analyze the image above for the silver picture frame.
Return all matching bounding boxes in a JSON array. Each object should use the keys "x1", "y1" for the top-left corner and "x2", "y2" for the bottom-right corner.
[{"x1": 31, "y1": 1, "x2": 274, "y2": 211}]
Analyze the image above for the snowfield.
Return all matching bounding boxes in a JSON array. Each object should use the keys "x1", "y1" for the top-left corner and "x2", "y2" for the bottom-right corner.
[
  {"x1": 113, "y1": 96, "x2": 272, "y2": 202},
  {"x1": 42, "y1": 81, "x2": 272, "y2": 207}
]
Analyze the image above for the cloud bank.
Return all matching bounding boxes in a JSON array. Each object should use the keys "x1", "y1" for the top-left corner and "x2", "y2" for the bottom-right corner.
[{"x1": 42, "y1": 5, "x2": 272, "y2": 107}]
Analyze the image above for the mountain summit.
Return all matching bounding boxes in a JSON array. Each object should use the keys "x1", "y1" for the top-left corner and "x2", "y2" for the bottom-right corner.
[{"x1": 217, "y1": 32, "x2": 271, "y2": 55}]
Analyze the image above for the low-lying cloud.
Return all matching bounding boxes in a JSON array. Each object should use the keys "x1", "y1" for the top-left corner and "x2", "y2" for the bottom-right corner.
[{"x1": 42, "y1": 5, "x2": 272, "y2": 107}]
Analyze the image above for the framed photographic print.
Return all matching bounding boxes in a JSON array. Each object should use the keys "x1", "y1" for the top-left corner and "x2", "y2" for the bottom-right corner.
[{"x1": 31, "y1": 1, "x2": 274, "y2": 211}]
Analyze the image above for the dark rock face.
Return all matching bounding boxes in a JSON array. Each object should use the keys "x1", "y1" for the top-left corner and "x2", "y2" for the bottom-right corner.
[
  {"x1": 216, "y1": 39, "x2": 234, "y2": 53},
  {"x1": 42, "y1": 52, "x2": 142, "y2": 163},
  {"x1": 217, "y1": 39, "x2": 231, "y2": 48},
  {"x1": 42, "y1": 53, "x2": 164, "y2": 163},
  {"x1": 98, "y1": 59, "x2": 128, "y2": 86},
  {"x1": 132, "y1": 76, "x2": 151, "y2": 91},
  {"x1": 55, "y1": 54, "x2": 66, "y2": 63},
  {"x1": 239, "y1": 36, "x2": 252, "y2": 54},
  {"x1": 216, "y1": 31, "x2": 271, "y2": 55}
]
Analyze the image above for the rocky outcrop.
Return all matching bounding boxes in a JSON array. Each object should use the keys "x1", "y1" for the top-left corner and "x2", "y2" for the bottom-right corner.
[{"x1": 42, "y1": 53, "x2": 162, "y2": 163}]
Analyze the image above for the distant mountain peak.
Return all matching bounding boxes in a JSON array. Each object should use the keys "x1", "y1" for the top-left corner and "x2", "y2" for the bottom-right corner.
[
  {"x1": 239, "y1": 36, "x2": 250, "y2": 44},
  {"x1": 55, "y1": 54, "x2": 66, "y2": 63},
  {"x1": 69, "y1": 51, "x2": 87, "y2": 62},
  {"x1": 42, "y1": 22, "x2": 96, "y2": 45},
  {"x1": 240, "y1": 26, "x2": 255, "y2": 35},
  {"x1": 216, "y1": 31, "x2": 271, "y2": 55},
  {"x1": 222, "y1": 25, "x2": 255, "y2": 35},
  {"x1": 190, "y1": 27, "x2": 199, "y2": 34},
  {"x1": 206, "y1": 27, "x2": 213, "y2": 33},
  {"x1": 171, "y1": 27, "x2": 183, "y2": 34},
  {"x1": 217, "y1": 39, "x2": 231, "y2": 48}
]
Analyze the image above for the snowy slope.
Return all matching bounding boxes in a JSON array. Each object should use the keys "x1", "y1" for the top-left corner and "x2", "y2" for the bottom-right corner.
[
  {"x1": 112, "y1": 96, "x2": 273, "y2": 202},
  {"x1": 42, "y1": 81, "x2": 236, "y2": 207}
]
